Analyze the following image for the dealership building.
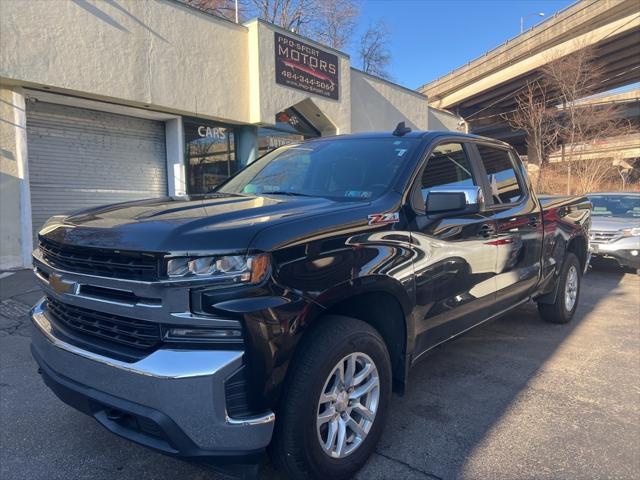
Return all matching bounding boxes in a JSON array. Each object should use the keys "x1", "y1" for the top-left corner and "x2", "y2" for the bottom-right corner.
[{"x1": 0, "y1": 0, "x2": 459, "y2": 270}]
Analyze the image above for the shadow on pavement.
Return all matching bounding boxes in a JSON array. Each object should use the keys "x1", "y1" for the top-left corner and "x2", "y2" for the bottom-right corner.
[{"x1": 357, "y1": 267, "x2": 633, "y2": 479}]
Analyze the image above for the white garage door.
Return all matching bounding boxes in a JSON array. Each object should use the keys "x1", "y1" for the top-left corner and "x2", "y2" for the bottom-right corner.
[{"x1": 27, "y1": 101, "x2": 168, "y2": 240}]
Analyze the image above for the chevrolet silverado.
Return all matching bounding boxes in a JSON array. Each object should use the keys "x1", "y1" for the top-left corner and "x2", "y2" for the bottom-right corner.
[{"x1": 31, "y1": 127, "x2": 591, "y2": 479}]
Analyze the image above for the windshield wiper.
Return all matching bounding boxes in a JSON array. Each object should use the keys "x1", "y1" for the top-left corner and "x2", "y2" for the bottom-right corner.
[{"x1": 265, "y1": 191, "x2": 314, "y2": 197}]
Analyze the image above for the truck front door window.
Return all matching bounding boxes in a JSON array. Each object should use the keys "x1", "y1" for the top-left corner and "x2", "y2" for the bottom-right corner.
[{"x1": 421, "y1": 143, "x2": 476, "y2": 201}]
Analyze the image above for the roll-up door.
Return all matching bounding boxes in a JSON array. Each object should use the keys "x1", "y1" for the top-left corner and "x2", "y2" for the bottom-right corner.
[{"x1": 27, "y1": 101, "x2": 167, "y2": 240}]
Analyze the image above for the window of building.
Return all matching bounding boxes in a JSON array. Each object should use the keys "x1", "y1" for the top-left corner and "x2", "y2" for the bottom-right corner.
[
  {"x1": 184, "y1": 119, "x2": 236, "y2": 194},
  {"x1": 476, "y1": 145, "x2": 523, "y2": 204},
  {"x1": 420, "y1": 143, "x2": 475, "y2": 200},
  {"x1": 256, "y1": 108, "x2": 321, "y2": 156},
  {"x1": 274, "y1": 108, "x2": 320, "y2": 138},
  {"x1": 257, "y1": 128, "x2": 304, "y2": 156}
]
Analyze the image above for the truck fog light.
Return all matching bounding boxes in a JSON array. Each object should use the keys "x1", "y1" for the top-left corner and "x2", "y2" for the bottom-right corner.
[
  {"x1": 631, "y1": 250, "x2": 638, "y2": 256},
  {"x1": 165, "y1": 328, "x2": 242, "y2": 342}
]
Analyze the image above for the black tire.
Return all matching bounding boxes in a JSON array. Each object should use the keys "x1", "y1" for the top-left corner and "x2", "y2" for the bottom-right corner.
[
  {"x1": 538, "y1": 252, "x2": 581, "y2": 324},
  {"x1": 270, "y1": 315, "x2": 392, "y2": 480}
]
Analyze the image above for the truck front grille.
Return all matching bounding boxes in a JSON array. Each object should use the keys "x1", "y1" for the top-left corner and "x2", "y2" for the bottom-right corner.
[
  {"x1": 590, "y1": 230, "x2": 618, "y2": 244},
  {"x1": 39, "y1": 237, "x2": 160, "y2": 281},
  {"x1": 46, "y1": 297, "x2": 162, "y2": 350}
]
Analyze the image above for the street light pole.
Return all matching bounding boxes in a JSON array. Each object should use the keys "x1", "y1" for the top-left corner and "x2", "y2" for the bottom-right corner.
[{"x1": 520, "y1": 12, "x2": 545, "y2": 33}]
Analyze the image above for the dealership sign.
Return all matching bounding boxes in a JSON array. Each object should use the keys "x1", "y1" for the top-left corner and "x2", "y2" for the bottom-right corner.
[
  {"x1": 274, "y1": 32, "x2": 339, "y2": 100},
  {"x1": 197, "y1": 125, "x2": 226, "y2": 140}
]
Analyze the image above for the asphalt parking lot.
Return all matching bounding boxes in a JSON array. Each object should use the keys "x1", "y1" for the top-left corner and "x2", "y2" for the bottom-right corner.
[{"x1": 1, "y1": 266, "x2": 639, "y2": 480}]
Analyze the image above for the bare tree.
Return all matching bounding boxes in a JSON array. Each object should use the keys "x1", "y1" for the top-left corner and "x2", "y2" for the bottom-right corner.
[
  {"x1": 359, "y1": 20, "x2": 392, "y2": 79},
  {"x1": 185, "y1": 0, "x2": 362, "y2": 51},
  {"x1": 183, "y1": 0, "x2": 396, "y2": 77},
  {"x1": 308, "y1": 0, "x2": 359, "y2": 50},
  {"x1": 182, "y1": 0, "x2": 241, "y2": 21},
  {"x1": 503, "y1": 79, "x2": 558, "y2": 189},
  {"x1": 244, "y1": 0, "x2": 360, "y2": 48},
  {"x1": 504, "y1": 80, "x2": 558, "y2": 167},
  {"x1": 247, "y1": 0, "x2": 311, "y2": 33},
  {"x1": 543, "y1": 47, "x2": 599, "y2": 168},
  {"x1": 505, "y1": 46, "x2": 635, "y2": 195},
  {"x1": 542, "y1": 47, "x2": 632, "y2": 194}
]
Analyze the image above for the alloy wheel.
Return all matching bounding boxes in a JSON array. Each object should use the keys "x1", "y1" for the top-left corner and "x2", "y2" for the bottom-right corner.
[
  {"x1": 565, "y1": 265, "x2": 578, "y2": 312},
  {"x1": 316, "y1": 352, "x2": 380, "y2": 458}
]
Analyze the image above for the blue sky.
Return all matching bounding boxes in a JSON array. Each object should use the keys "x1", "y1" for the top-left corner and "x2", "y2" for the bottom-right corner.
[{"x1": 349, "y1": 0, "x2": 575, "y2": 89}]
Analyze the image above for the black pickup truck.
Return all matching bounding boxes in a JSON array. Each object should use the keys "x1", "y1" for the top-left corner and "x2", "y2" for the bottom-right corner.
[{"x1": 30, "y1": 128, "x2": 590, "y2": 479}]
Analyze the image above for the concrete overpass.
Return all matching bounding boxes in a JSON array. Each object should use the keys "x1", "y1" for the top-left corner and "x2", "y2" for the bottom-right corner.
[
  {"x1": 475, "y1": 87, "x2": 640, "y2": 146},
  {"x1": 418, "y1": 0, "x2": 640, "y2": 143},
  {"x1": 547, "y1": 133, "x2": 640, "y2": 163}
]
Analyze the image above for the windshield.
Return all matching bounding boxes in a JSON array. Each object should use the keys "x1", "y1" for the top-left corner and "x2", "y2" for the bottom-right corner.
[
  {"x1": 217, "y1": 137, "x2": 420, "y2": 201},
  {"x1": 588, "y1": 194, "x2": 640, "y2": 218}
]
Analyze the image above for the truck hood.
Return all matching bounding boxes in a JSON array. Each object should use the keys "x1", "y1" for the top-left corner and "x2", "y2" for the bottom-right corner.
[
  {"x1": 591, "y1": 216, "x2": 640, "y2": 232},
  {"x1": 39, "y1": 194, "x2": 366, "y2": 253}
]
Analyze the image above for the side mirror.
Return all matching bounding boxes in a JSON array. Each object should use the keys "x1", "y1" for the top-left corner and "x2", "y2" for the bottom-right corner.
[{"x1": 425, "y1": 186, "x2": 484, "y2": 214}]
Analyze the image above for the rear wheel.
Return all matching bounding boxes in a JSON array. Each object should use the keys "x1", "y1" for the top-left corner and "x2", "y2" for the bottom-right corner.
[
  {"x1": 270, "y1": 315, "x2": 392, "y2": 480},
  {"x1": 538, "y1": 252, "x2": 581, "y2": 324}
]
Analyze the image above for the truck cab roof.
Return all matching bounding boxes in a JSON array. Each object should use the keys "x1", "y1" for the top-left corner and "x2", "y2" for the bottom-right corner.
[{"x1": 305, "y1": 129, "x2": 513, "y2": 149}]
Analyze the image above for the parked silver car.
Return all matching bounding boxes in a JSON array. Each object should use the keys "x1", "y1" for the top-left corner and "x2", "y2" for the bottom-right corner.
[{"x1": 587, "y1": 192, "x2": 640, "y2": 273}]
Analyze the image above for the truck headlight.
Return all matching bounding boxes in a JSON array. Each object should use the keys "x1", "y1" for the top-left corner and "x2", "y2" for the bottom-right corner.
[
  {"x1": 166, "y1": 254, "x2": 270, "y2": 284},
  {"x1": 621, "y1": 227, "x2": 640, "y2": 237}
]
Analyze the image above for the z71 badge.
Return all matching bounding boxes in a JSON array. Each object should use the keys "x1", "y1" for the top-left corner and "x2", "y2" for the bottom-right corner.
[{"x1": 368, "y1": 212, "x2": 400, "y2": 225}]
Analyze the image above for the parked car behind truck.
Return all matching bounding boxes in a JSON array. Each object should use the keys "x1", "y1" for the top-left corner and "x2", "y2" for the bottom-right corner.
[
  {"x1": 587, "y1": 192, "x2": 640, "y2": 273},
  {"x1": 30, "y1": 127, "x2": 590, "y2": 479}
]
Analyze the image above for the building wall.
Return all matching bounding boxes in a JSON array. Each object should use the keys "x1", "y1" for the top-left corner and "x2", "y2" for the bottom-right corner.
[
  {"x1": 0, "y1": 0, "x2": 430, "y2": 135},
  {"x1": 428, "y1": 107, "x2": 465, "y2": 132},
  {"x1": 350, "y1": 69, "x2": 428, "y2": 133},
  {"x1": 0, "y1": 0, "x2": 251, "y2": 124},
  {"x1": 0, "y1": 87, "x2": 31, "y2": 269}
]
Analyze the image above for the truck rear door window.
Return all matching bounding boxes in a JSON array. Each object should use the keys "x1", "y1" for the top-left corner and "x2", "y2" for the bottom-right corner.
[{"x1": 476, "y1": 145, "x2": 523, "y2": 205}]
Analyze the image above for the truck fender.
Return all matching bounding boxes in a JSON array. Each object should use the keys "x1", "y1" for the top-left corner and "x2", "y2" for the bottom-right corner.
[{"x1": 313, "y1": 274, "x2": 413, "y2": 316}]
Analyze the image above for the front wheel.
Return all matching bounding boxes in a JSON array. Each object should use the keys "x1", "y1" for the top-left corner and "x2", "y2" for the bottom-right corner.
[
  {"x1": 270, "y1": 315, "x2": 392, "y2": 480},
  {"x1": 538, "y1": 252, "x2": 581, "y2": 324}
]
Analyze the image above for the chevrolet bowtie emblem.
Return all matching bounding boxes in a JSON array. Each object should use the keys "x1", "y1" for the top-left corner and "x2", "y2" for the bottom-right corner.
[{"x1": 49, "y1": 273, "x2": 79, "y2": 296}]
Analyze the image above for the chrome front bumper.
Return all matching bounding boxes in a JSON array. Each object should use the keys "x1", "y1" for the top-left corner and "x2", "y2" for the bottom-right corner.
[{"x1": 30, "y1": 299, "x2": 275, "y2": 457}]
